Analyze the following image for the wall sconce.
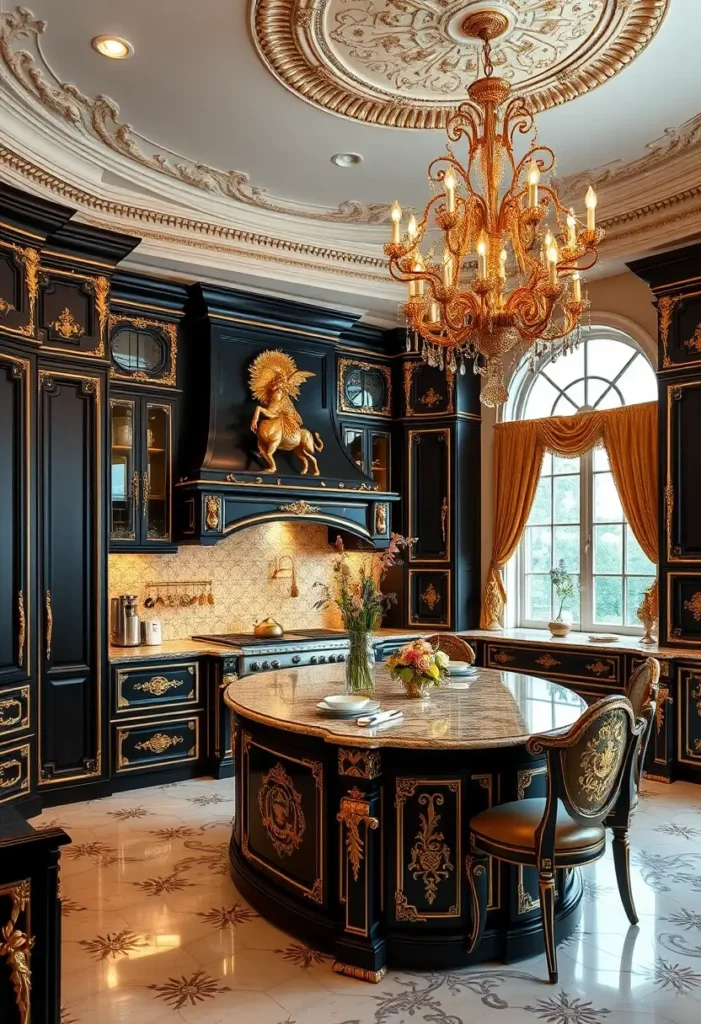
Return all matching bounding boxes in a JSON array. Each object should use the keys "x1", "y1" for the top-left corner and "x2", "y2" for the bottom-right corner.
[{"x1": 271, "y1": 555, "x2": 299, "y2": 598}]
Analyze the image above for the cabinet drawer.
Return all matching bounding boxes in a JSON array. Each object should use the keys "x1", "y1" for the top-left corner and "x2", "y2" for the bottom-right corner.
[
  {"x1": 114, "y1": 662, "x2": 199, "y2": 715},
  {"x1": 0, "y1": 685, "x2": 30, "y2": 739},
  {"x1": 678, "y1": 668, "x2": 701, "y2": 766},
  {"x1": 0, "y1": 740, "x2": 30, "y2": 803},
  {"x1": 485, "y1": 643, "x2": 623, "y2": 688},
  {"x1": 114, "y1": 715, "x2": 200, "y2": 774}
]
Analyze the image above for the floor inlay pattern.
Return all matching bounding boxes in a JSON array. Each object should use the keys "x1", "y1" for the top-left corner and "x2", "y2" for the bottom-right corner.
[{"x1": 36, "y1": 776, "x2": 701, "y2": 1023}]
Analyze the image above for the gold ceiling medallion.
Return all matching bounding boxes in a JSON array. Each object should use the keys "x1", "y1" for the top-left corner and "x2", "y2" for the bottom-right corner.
[
  {"x1": 49, "y1": 307, "x2": 83, "y2": 340},
  {"x1": 134, "y1": 733, "x2": 183, "y2": 756},
  {"x1": 258, "y1": 761, "x2": 306, "y2": 858},
  {"x1": 252, "y1": 0, "x2": 668, "y2": 129},
  {"x1": 250, "y1": 350, "x2": 324, "y2": 476},
  {"x1": 386, "y1": 17, "x2": 608, "y2": 407},
  {"x1": 408, "y1": 792, "x2": 454, "y2": 905}
]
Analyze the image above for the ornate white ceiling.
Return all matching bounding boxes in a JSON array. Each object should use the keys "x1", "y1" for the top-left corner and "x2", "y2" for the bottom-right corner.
[
  {"x1": 254, "y1": 0, "x2": 668, "y2": 127},
  {"x1": 0, "y1": 1, "x2": 699, "y2": 318}
]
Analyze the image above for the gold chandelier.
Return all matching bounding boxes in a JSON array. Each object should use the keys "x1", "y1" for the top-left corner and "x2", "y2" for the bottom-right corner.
[{"x1": 384, "y1": 12, "x2": 603, "y2": 407}]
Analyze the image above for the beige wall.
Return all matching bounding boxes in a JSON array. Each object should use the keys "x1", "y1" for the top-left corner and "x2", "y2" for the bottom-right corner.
[{"x1": 479, "y1": 269, "x2": 658, "y2": 606}]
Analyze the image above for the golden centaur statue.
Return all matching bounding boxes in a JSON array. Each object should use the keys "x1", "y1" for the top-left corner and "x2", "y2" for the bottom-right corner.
[{"x1": 249, "y1": 350, "x2": 324, "y2": 475}]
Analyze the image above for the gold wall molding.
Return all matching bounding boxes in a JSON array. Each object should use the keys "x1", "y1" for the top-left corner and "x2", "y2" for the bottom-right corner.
[
  {"x1": 0, "y1": 8, "x2": 390, "y2": 225},
  {"x1": 0, "y1": 880, "x2": 32, "y2": 1024},
  {"x1": 252, "y1": 0, "x2": 668, "y2": 128}
]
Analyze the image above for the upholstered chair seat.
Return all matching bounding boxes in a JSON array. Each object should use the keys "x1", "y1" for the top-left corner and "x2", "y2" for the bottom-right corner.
[
  {"x1": 425, "y1": 633, "x2": 476, "y2": 664},
  {"x1": 471, "y1": 798, "x2": 605, "y2": 864}
]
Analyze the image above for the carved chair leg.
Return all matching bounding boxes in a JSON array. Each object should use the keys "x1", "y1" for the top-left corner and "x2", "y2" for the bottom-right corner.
[
  {"x1": 538, "y1": 875, "x2": 558, "y2": 984},
  {"x1": 465, "y1": 854, "x2": 489, "y2": 955},
  {"x1": 612, "y1": 826, "x2": 638, "y2": 926}
]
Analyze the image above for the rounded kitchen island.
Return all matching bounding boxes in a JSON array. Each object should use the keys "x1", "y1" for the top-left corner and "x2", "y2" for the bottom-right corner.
[{"x1": 224, "y1": 664, "x2": 587, "y2": 983}]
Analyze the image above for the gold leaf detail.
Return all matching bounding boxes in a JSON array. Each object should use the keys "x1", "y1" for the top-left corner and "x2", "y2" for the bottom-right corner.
[
  {"x1": 586, "y1": 661, "x2": 611, "y2": 677},
  {"x1": 421, "y1": 583, "x2": 440, "y2": 612},
  {"x1": 133, "y1": 676, "x2": 182, "y2": 698},
  {"x1": 135, "y1": 733, "x2": 183, "y2": 756},
  {"x1": 407, "y1": 792, "x2": 453, "y2": 905},
  {"x1": 258, "y1": 762, "x2": 306, "y2": 858},
  {"x1": 278, "y1": 500, "x2": 320, "y2": 515},
  {"x1": 419, "y1": 387, "x2": 443, "y2": 408},
  {"x1": 0, "y1": 296, "x2": 15, "y2": 317},
  {"x1": 337, "y1": 749, "x2": 381, "y2": 780},
  {"x1": 205, "y1": 495, "x2": 221, "y2": 531},
  {"x1": 536, "y1": 654, "x2": 561, "y2": 670},
  {"x1": 578, "y1": 715, "x2": 626, "y2": 806},
  {"x1": 684, "y1": 592, "x2": 701, "y2": 622},
  {"x1": 0, "y1": 880, "x2": 33, "y2": 1024},
  {"x1": 49, "y1": 307, "x2": 83, "y2": 340},
  {"x1": 337, "y1": 787, "x2": 378, "y2": 883},
  {"x1": 492, "y1": 650, "x2": 515, "y2": 665}
]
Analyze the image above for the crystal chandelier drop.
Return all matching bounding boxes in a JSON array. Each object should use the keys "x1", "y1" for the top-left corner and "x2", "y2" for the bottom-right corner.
[{"x1": 384, "y1": 12, "x2": 603, "y2": 407}]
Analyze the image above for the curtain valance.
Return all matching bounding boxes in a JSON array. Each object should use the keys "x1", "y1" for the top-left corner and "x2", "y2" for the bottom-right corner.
[{"x1": 480, "y1": 402, "x2": 658, "y2": 629}]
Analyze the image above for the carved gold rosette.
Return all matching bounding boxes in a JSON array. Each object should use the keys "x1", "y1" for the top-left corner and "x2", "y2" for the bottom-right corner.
[{"x1": 252, "y1": 0, "x2": 669, "y2": 128}]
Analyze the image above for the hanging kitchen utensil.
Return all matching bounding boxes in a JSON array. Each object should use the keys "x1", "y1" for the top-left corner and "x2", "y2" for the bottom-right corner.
[{"x1": 208, "y1": 583, "x2": 215, "y2": 606}]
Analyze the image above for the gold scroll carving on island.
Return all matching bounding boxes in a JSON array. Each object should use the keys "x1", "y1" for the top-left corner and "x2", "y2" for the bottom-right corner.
[
  {"x1": 249, "y1": 350, "x2": 324, "y2": 475},
  {"x1": 258, "y1": 761, "x2": 306, "y2": 858}
]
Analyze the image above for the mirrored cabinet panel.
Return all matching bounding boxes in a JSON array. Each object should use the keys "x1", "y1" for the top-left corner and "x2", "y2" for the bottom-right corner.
[{"x1": 110, "y1": 393, "x2": 176, "y2": 551}]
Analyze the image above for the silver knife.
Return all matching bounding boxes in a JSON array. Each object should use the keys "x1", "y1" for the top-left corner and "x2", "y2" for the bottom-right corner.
[{"x1": 357, "y1": 709, "x2": 403, "y2": 728}]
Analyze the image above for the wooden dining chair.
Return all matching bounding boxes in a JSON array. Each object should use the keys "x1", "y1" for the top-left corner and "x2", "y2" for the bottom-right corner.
[
  {"x1": 465, "y1": 690, "x2": 655, "y2": 983},
  {"x1": 625, "y1": 657, "x2": 660, "y2": 800},
  {"x1": 426, "y1": 633, "x2": 476, "y2": 665}
]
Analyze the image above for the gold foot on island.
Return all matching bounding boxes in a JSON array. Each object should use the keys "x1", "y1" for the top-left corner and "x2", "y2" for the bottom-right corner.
[{"x1": 332, "y1": 960, "x2": 388, "y2": 984}]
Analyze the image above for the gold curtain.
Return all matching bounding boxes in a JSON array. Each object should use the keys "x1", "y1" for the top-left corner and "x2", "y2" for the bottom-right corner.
[{"x1": 480, "y1": 402, "x2": 658, "y2": 629}]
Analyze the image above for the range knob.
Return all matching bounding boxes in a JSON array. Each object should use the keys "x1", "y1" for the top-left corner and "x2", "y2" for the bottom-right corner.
[
  {"x1": 319, "y1": 655, "x2": 327, "y2": 664},
  {"x1": 310, "y1": 656, "x2": 318, "y2": 665},
  {"x1": 261, "y1": 660, "x2": 271, "y2": 670},
  {"x1": 328, "y1": 655, "x2": 336, "y2": 663},
  {"x1": 292, "y1": 655, "x2": 301, "y2": 665},
  {"x1": 337, "y1": 654, "x2": 346, "y2": 663},
  {"x1": 250, "y1": 661, "x2": 261, "y2": 672},
  {"x1": 271, "y1": 659, "x2": 281, "y2": 669}
]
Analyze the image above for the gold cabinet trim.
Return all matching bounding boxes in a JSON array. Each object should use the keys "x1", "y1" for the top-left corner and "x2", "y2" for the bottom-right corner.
[
  {"x1": 0, "y1": 742, "x2": 30, "y2": 802},
  {"x1": 115, "y1": 661, "x2": 200, "y2": 711},
  {"x1": 116, "y1": 716, "x2": 200, "y2": 773},
  {"x1": 338, "y1": 786, "x2": 379, "y2": 937},
  {"x1": 0, "y1": 879, "x2": 32, "y2": 1024},
  {"x1": 0, "y1": 241, "x2": 40, "y2": 338},
  {"x1": 17, "y1": 590, "x2": 25, "y2": 668},
  {"x1": 108, "y1": 314, "x2": 178, "y2": 387},
  {"x1": 337, "y1": 357, "x2": 392, "y2": 417},
  {"x1": 0, "y1": 686, "x2": 30, "y2": 737}
]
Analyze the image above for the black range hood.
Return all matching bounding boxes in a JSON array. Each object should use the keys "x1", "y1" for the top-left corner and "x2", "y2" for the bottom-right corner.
[{"x1": 175, "y1": 286, "x2": 399, "y2": 546}]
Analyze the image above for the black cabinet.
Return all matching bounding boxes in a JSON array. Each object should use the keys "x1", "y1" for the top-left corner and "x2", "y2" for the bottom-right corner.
[
  {"x1": 408, "y1": 428, "x2": 450, "y2": 562},
  {"x1": 0, "y1": 352, "x2": 30, "y2": 688},
  {"x1": 38, "y1": 368, "x2": 104, "y2": 788},
  {"x1": 342, "y1": 424, "x2": 391, "y2": 492},
  {"x1": 110, "y1": 392, "x2": 176, "y2": 551}
]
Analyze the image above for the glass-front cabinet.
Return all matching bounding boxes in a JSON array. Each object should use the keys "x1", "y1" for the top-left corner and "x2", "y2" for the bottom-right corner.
[
  {"x1": 110, "y1": 393, "x2": 175, "y2": 551},
  {"x1": 342, "y1": 425, "x2": 391, "y2": 491}
]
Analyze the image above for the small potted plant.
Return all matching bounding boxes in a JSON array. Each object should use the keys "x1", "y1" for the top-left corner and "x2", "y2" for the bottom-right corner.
[
  {"x1": 549, "y1": 560, "x2": 579, "y2": 638},
  {"x1": 386, "y1": 639, "x2": 449, "y2": 699}
]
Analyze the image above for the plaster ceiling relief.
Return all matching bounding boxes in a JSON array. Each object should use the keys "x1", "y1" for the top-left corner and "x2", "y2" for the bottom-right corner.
[
  {"x1": 254, "y1": 0, "x2": 669, "y2": 128},
  {"x1": 0, "y1": 6, "x2": 391, "y2": 225}
]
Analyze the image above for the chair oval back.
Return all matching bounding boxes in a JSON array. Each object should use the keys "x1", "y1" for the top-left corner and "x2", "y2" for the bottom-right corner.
[
  {"x1": 626, "y1": 658, "x2": 660, "y2": 720},
  {"x1": 558, "y1": 696, "x2": 636, "y2": 820},
  {"x1": 425, "y1": 633, "x2": 476, "y2": 664}
]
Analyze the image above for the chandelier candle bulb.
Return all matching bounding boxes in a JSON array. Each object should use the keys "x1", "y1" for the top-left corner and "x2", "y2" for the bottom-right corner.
[
  {"x1": 477, "y1": 232, "x2": 489, "y2": 278},
  {"x1": 499, "y1": 249, "x2": 507, "y2": 280},
  {"x1": 572, "y1": 272, "x2": 582, "y2": 302},
  {"x1": 443, "y1": 252, "x2": 454, "y2": 289},
  {"x1": 585, "y1": 187, "x2": 597, "y2": 231},
  {"x1": 391, "y1": 201, "x2": 402, "y2": 244},
  {"x1": 444, "y1": 168, "x2": 456, "y2": 213},
  {"x1": 429, "y1": 302, "x2": 441, "y2": 323},
  {"x1": 414, "y1": 259, "x2": 425, "y2": 296},
  {"x1": 528, "y1": 161, "x2": 540, "y2": 207},
  {"x1": 567, "y1": 209, "x2": 577, "y2": 246},
  {"x1": 547, "y1": 243, "x2": 559, "y2": 286},
  {"x1": 407, "y1": 214, "x2": 418, "y2": 241}
]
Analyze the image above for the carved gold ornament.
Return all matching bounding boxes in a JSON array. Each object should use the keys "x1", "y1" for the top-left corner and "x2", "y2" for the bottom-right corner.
[
  {"x1": 685, "y1": 325, "x2": 701, "y2": 354},
  {"x1": 109, "y1": 315, "x2": 178, "y2": 386},
  {"x1": 492, "y1": 650, "x2": 515, "y2": 665},
  {"x1": 586, "y1": 661, "x2": 611, "y2": 677},
  {"x1": 0, "y1": 697, "x2": 24, "y2": 730},
  {"x1": 204, "y1": 495, "x2": 221, "y2": 531},
  {"x1": 258, "y1": 761, "x2": 306, "y2": 858},
  {"x1": 252, "y1": 1, "x2": 668, "y2": 127},
  {"x1": 0, "y1": 296, "x2": 14, "y2": 317},
  {"x1": 49, "y1": 307, "x2": 83, "y2": 340},
  {"x1": 655, "y1": 685, "x2": 671, "y2": 733},
  {"x1": 278, "y1": 500, "x2": 321, "y2": 515},
  {"x1": 420, "y1": 583, "x2": 441, "y2": 612},
  {"x1": 338, "y1": 749, "x2": 381, "y2": 780},
  {"x1": 134, "y1": 676, "x2": 181, "y2": 698},
  {"x1": 578, "y1": 715, "x2": 625, "y2": 807},
  {"x1": 17, "y1": 590, "x2": 25, "y2": 668},
  {"x1": 684, "y1": 592, "x2": 701, "y2": 622},
  {"x1": 337, "y1": 787, "x2": 378, "y2": 882},
  {"x1": 135, "y1": 733, "x2": 184, "y2": 756},
  {"x1": 250, "y1": 351, "x2": 323, "y2": 476},
  {"x1": 536, "y1": 654, "x2": 561, "y2": 670},
  {"x1": 0, "y1": 880, "x2": 33, "y2": 1024},
  {"x1": 419, "y1": 388, "x2": 442, "y2": 408},
  {"x1": 375, "y1": 503, "x2": 388, "y2": 535},
  {"x1": 658, "y1": 295, "x2": 682, "y2": 368},
  {"x1": 408, "y1": 792, "x2": 454, "y2": 905}
]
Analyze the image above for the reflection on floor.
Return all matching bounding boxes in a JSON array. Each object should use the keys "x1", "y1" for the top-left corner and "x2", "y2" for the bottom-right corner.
[{"x1": 39, "y1": 776, "x2": 701, "y2": 1024}]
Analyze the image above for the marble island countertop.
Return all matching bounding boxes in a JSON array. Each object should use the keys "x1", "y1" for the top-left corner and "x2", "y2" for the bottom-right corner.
[{"x1": 224, "y1": 663, "x2": 587, "y2": 749}]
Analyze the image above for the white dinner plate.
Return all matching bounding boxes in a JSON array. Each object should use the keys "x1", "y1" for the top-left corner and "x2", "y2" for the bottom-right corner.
[
  {"x1": 587, "y1": 634, "x2": 620, "y2": 643},
  {"x1": 446, "y1": 664, "x2": 477, "y2": 676},
  {"x1": 316, "y1": 699, "x2": 380, "y2": 718}
]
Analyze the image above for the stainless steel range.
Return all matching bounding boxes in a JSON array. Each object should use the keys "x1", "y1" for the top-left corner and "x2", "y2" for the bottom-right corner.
[{"x1": 191, "y1": 628, "x2": 350, "y2": 676}]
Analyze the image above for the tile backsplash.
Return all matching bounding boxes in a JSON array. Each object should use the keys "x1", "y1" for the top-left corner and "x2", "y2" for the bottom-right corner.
[{"x1": 108, "y1": 522, "x2": 349, "y2": 640}]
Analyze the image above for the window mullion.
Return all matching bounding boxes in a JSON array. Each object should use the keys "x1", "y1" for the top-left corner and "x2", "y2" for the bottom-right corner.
[{"x1": 582, "y1": 450, "x2": 593, "y2": 631}]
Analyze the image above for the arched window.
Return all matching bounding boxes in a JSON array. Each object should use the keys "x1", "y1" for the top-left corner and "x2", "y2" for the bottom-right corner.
[{"x1": 506, "y1": 327, "x2": 657, "y2": 633}]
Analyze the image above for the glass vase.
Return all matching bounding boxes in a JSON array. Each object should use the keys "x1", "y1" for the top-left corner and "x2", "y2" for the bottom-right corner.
[{"x1": 345, "y1": 630, "x2": 375, "y2": 696}]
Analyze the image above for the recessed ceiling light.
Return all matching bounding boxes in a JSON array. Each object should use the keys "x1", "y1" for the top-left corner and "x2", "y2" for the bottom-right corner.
[
  {"x1": 92, "y1": 35, "x2": 134, "y2": 59},
  {"x1": 331, "y1": 152, "x2": 363, "y2": 168}
]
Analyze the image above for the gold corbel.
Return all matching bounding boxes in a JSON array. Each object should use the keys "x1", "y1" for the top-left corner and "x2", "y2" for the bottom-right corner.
[
  {"x1": 337, "y1": 787, "x2": 378, "y2": 883},
  {"x1": 0, "y1": 880, "x2": 33, "y2": 1024}
]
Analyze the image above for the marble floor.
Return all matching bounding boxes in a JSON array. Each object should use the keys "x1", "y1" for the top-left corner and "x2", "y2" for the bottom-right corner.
[{"x1": 38, "y1": 776, "x2": 701, "y2": 1024}]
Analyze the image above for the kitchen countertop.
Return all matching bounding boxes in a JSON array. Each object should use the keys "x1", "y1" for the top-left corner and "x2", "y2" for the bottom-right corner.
[{"x1": 224, "y1": 663, "x2": 587, "y2": 749}]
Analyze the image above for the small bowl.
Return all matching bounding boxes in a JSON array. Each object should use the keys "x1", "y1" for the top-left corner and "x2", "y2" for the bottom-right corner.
[{"x1": 324, "y1": 695, "x2": 370, "y2": 711}]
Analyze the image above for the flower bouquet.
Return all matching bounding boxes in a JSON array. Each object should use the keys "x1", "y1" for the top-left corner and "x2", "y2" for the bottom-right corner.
[
  {"x1": 314, "y1": 533, "x2": 414, "y2": 695},
  {"x1": 386, "y1": 639, "x2": 449, "y2": 699}
]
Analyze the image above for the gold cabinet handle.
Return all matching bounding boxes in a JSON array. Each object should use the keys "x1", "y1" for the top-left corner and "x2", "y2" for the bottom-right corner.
[
  {"x1": 45, "y1": 590, "x2": 53, "y2": 662},
  {"x1": 441, "y1": 495, "x2": 448, "y2": 544},
  {"x1": 131, "y1": 470, "x2": 139, "y2": 524},
  {"x1": 17, "y1": 590, "x2": 25, "y2": 668},
  {"x1": 142, "y1": 472, "x2": 150, "y2": 517}
]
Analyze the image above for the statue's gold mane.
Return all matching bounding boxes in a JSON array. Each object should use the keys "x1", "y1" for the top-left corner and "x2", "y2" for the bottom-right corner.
[{"x1": 249, "y1": 350, "x2": 314, "y2": 406}]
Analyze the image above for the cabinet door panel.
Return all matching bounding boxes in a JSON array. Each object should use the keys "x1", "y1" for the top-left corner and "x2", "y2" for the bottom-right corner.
[
  {"x1": 408, "y1": 429, "x2": 450, "y2": 561},
  {"x1": 39, "y1": 371, "x2": 102, "y2": 783},
  {"x1": 666, "y1": 381, "x2": 701, "y2": 561},
  {"x1": 0, "y1": 355, "x2": 29, "y2": 682}
]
